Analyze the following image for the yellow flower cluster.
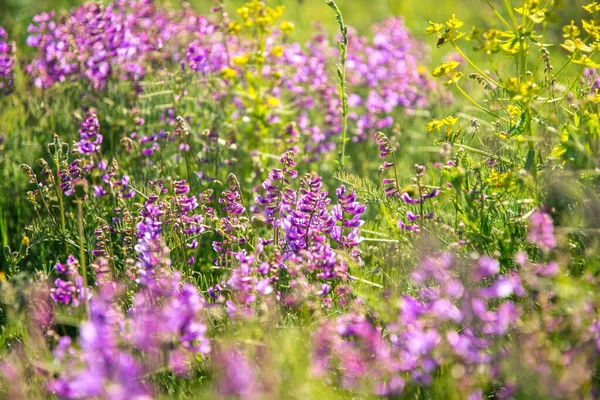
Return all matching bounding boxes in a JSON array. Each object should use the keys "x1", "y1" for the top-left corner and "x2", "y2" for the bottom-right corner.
[
  {"x1": 432, "y1": 60, "x2": 463, "y2": 86},
  {"x1": 235, "y1": 0, "x2": 287, "y2": 34},
  {"x1": 426, "y1": 14, "x2": 465, "y2": 48},
  {"x1": 428, "y1": 116, "x2": 459, "y2": 132},
  {"x1": 559, "y1": 2, "x2": 600, "y2": 65}
]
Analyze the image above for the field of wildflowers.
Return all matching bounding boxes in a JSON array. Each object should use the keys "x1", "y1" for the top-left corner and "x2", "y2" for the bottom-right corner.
[{"x1": 2, "y1": 0, "x2": 600, "y2": 398}]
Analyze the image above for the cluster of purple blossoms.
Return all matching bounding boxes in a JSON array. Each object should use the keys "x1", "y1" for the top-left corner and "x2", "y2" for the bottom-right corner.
[
  {"x1": 375, "y1": 132, "x2": 439, "y2": 233},
  {"x1": 282, "y1": 31, "x2": 340, "y2": 155},
  {"x1": 583, "y1": 68, "x2": 600, "y2": 92},
  {"x1": 0, "y1": 27, "x2": 15, "y2": 95},
  {"x1": 256, "y1": 150, "x2": 298, "y2": 230},
  {"x1": 49, "y1": 185, "x2": 211, "y2": 397},
  {"x1": 257, "y1": 152, "x2": 365, "y2": 267},
  {"x1": 173, "y1": 179, "x2": 211, "y2": 266},
  {"x1": 49, "y1": 283, "x2": 151, "y2": 399},
  {"x1": 135, "y1": 197, "x2": 170, "y2": 285},
  {"x1": 528, "y1": 208, "x2": 556, "y2": 252},
  {"x1": 345, "y1": 18, "x2": 438, "y2": 140},
  {"x1": 312, "y1": 253, "x2": 523, "y2": 396},
  {"x1": 76, "y1": 111, "x2": 102, "y2": 155},
  {"x1": 332, "y1": 185, "x2": 366, "y2": 250},
  {"x1": 207, "y1": 152, "x2": 366, "y2": 314},
  {"x1": 50, "y1": 255, "x2": 87, "y2": 307},
  {"x1": 26, "y1": 1, "x2": 212, "y2": 90},
  {"x1": 186, "y1": 39, "x2": 228, "y2": 75},
  {"x1": 397, "y1": 164, "x2": 440, "y2": 233},
  {"x1": 276, "y1": 19, "x2": 443, "y2": 156},
  {"x1": 59, "y1": 160, "x2": 83, "y2": 197},
  {"x1": 218, "y1": 249, "x2": 276, "y2": 319},
  {"x1": 213, "y1": 347, "x2": 261, "y2": 399}
]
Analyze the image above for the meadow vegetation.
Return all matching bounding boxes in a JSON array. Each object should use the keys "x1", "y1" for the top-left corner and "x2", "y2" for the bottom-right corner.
[{"x1": 1, "y1": 0, "x2": 600, "y2": 398}]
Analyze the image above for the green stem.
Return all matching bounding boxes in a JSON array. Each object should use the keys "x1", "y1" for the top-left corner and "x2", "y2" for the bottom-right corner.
[
  {"x1": 77, "y1": 200, "x2": 89, "y2": 314},
  {"x1": 326, "y1": 0, "x2": 349, "y2": 168},
  {"x1": 455, "y1": 84, "x2": 511, "y2": 123},
  {"x1": 452, "y1": 44, "x2": 503, "y2": 89}
]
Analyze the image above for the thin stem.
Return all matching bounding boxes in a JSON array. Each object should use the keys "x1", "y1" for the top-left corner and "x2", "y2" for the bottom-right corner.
[
  {"x1": 451, "y1": 44, "x2": 503, "y2": 89},
  {"x1": 503, "y1": 0, "x2": 519, "y2": 29},
  {"x1": 326, "y1": 0, "x2": 349, "y2": 168},
  {"x1": 77, "y1": 200, "x2": 89, "y2": 314},
  {"x1": 455, "y1": 83, "x2": 511, "y2": 123}
]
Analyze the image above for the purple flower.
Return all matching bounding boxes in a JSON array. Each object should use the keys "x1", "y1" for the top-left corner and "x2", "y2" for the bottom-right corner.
[
  {"x1": 76, "y1": 112, "x2": 102, "y2": 155},
  {"x1": 214, "y1": 348, "x2": 259, "y2": 398},
  {"x1": 528, "y1": 208, "x2": 556, "y2": 252},
  {"x1": 473, "y1": 256, "x2": 499, "y2": 281},
  {"x1": 0, "y1": 27, "x2": 15, "y2": 95}
]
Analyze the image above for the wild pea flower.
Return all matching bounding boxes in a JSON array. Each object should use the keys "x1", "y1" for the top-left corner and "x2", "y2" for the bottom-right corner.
[
  {"x1": 473, "y1": 256, "x2": 499, "y2": 281},
  {"x1": 50, "y1": 283, "x2": 151, "y2": 399},
  {"x1": 59, "y1": 160, "x2": 83, "y2": 196},
  {"x1": 528, "y1": 208, "x2": 556, "y2": 252},
  {"x1": 220, "y1": 176, "x2": 246, "y2": 216},
  {"x1": 213, "y1": 175, "x2": 249, "y2": 267},
  {"x1": 331, "y1": 185, "x2": 366, "y2": 250},
  {"x1": 374, "y1": 132, "x2": 404, "y2": 204},
  {"x1": 256, "y1": 151, "x2": 298, "y2": 244},
  {"x1": 186, "y1": 40, "x2": 228, "y2": 75},
  {"x1": 129, "y1": 272, "x2": 211, "y2": 368},
  {"x1": 221, "y1": 249, "x2": 276, "y2": 318},
  {"x1": 27, "y1": 1, "x2": 214, "y2": 90},
  {"x1": 135, "y1": 200, "x2": 170, "y2": 285},
  {"x1": 76, "y1": 111, "x2": 102, "y2": 155},
  {"x1": 283, "y1": 175, "x2": 332, "y2": 252},
  {"x1": 583, "y1": 68, "x2": 600, "y2": 92},
  {"x1": 397, "y1": 165, "x2": 439, "y2": 233},
  {"x1": 213, "y1": 348, "x2": 259, "y2": 399},
  {"x1": 344, "y1": 18, "x2": 439, "y2": 140},
  {"x1": 312, "y1": 313, "x2": 393, "y2": 392},
  {"x1": 312, "y1": 253, "x2": 523, "y2": 394},
  {"x1": 375, "y1": 135, "x2": 440, "y2": 231},
  {"x1": 50, "y1": 256, "x2": 87, "y2": 307},
  {"x1": 0, "y1": 27, "x2": 15, "y2": 95}
]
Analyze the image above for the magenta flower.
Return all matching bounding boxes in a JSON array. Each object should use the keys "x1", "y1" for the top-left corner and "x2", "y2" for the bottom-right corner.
[{"x1": 528, "y1": 208, "x2": 556, "y2": 252}]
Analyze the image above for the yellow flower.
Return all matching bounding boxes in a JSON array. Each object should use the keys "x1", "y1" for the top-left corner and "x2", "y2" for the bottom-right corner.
[
  {"x1": 427, "y1": 119, "x2": 444, "y2": 132},
  {"x1": 271, "y1": 46, "x2": 284, "y2": 58},
  {"x1": 442, "y1": 116, "x2": 459, "y2": 126},
  {"x1": 267, "y1": 97, "x2": 280, "y2": 107},
  {"x1": 221, "y1": 67, "x2": 237, "y2": 79},
  {"x1": 425, "y1": 21, "x2": 444, "y2": 35},
  {"x1": 589, "y1": 89, "x2": 600, "y2": 103},
  {"x1": 507, "y1": 105, "x2": 522, "y2": 120},
  {"x1": 506, "y1": 77, "x2": 540, "y2": 102},
  {"x1": 280, "y1": 21, "x2": 295, "y2": 35},
  {"x1": 561, "y1": 38, "x2": 594, "y2": 53},
  {"x1": 444, "y1": 72, "x2": 463, "y2": 86},
  {"x1": 233, "y1": 54, "x2": 249, "y2": 66},
  {"x1": 573, "y1": 55, "x2": 600, "y2": 68},
  {"x1": 562, "y1": 21, "x2": 581, "y2": 39},
  {"x1": 582, "y1": 19, "x2": 600, "y2": 40},
  {"x1": 228, "y1": 21, "x2": 242, "y2": 34},
  {"x1": 237, "y1": 7, "x2": 250, "y2": 20},
  {"x1": 446, "y1": 14, "x2": 463, "y2": 29},
  {"x1": 432, "y1": 60, "x2": 460, "y2": 77},
  {"x1": 584, "y1": 1, "x2": 600, "y2": 13}
]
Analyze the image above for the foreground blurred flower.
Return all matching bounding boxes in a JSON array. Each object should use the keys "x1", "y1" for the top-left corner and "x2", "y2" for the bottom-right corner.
[{"x1": 528, "y1": 208, "x2": 556, "y2": 252}]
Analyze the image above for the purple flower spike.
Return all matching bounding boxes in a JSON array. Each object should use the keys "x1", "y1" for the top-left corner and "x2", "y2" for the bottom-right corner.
[{"x1": 528, "y1": 208, "x2": 556, "y2": 252}]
